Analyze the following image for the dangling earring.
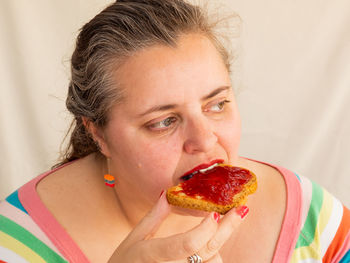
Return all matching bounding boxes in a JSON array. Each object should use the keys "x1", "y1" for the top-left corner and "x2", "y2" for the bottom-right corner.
[
  {"x1": 104, "y1": 158, "x2": 115, "y2": 187},
  {"x1": 104, "y1": 174, "x2": 115, "y2": 187}
]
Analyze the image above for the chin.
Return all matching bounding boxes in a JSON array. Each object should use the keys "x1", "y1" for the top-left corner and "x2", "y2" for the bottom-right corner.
[{"x1": 170, "y1": 205, "x2": 210, "y2": 217}]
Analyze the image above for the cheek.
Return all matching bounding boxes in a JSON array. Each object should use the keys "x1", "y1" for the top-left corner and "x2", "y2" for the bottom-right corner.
[
  {"x1": 137, "y1": 136, "x2": 182, "y2": 173},
  {"x1": 216, "y1": 110, "x2": 241, "y2": 160},
  {"x1": 118, "y1": 131, "x2": 183, "y2": 189},
  {"x1": 219, "y1": 121, "x2": 240, "y2": 147}
]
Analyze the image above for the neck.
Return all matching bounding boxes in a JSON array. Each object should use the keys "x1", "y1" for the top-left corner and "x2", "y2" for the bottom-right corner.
[
  {"x1": 113, "y1": 183, "x2": 204, "y2": 235},
  {"x1": 96, "y1": 156, "x2": 206, "y2": 234},
  {"x1": 114, "y1": 187, "x2": 151, "y2": 227}
]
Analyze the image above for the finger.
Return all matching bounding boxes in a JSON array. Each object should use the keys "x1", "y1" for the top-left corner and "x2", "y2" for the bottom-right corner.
[
  {"x1": 124, "y1": 191, "x2": 171, "y2": 245},
  {"x1": 142, "y1": 212, "x2": 219, "y2": 261},
  {"x1": 198, "y1": 206, "x2": 248, "y2": 260},
  {"x1": 206, "y1": 253, "x2": 223, "y2": 263}
]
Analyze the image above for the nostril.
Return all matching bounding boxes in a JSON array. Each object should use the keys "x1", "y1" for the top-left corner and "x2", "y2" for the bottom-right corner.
[
  {"x1": 183, "y1": 136, "x2": 217, "y2": 154},
  {"x1": 183, "y1": 119, "x2": 218, "y2": 154}
]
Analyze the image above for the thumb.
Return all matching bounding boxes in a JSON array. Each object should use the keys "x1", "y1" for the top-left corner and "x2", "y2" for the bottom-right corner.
[{"x1": 124, "y1": 190, "x2": 171, "y2": 244}]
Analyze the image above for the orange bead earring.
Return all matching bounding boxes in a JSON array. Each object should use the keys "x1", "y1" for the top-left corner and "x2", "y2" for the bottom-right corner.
[
  {"x1": 104, "y1": 174, "x2": 115, "y2": 187},
  {"x1": 104, "y1": 158, "x2": 115, "y2": 187}
]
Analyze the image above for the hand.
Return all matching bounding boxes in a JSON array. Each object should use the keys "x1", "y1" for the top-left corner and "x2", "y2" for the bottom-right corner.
[{"x1": 108, "y1": 192, "x2": 245, "y2": 263}]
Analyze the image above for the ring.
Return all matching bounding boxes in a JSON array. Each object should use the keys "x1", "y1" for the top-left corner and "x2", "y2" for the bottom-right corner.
[{"x1": 187, "y1": 253, "x2": 203, "y2": 263}]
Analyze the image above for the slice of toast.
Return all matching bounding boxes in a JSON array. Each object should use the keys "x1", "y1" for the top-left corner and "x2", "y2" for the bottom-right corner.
[{"x1": 166, "y1": 164, "x2": 257, "y2": 215}]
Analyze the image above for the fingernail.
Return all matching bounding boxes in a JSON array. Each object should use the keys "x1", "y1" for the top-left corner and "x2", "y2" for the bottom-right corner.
[
  {"x1": 213, "y1": 212, "x2": 220, "y2": 223},
  {"x1": 159, "y1": 190, "x2": 164, "y2": 198},
  {"x1": 236, "y1": 206, "x2": 249, "y2": 219}
]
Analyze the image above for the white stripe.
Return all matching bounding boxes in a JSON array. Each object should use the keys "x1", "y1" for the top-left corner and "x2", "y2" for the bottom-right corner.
[
  {"x1": 320, "y1": 194, "x2": 343, "y2": 257},
  {"x1": 296, "y1": 258, "x2": 321, "y2": 263},
  {"x1": 299, "y1": 175, "x2": 313, "y2": 227},
  {"x1": 0, "y1": 245, "x2": 29, "y2": 263}
]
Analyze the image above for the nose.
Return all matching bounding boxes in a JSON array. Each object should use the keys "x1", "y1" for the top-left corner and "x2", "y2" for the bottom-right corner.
[{"x1": 183, "y1": 116, "x2": 217, "y2": 154}]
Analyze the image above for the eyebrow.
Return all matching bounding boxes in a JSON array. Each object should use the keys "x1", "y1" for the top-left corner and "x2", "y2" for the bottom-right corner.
[
  {"x1": 138, "y1": 104, "x2": 178, "y2": 117},
  {"x1": 201, "y1": 86, "x2": 230, "y2": 101},
  {"x1": 138, "y1": 86, "x2": 231, "y2": 117}
]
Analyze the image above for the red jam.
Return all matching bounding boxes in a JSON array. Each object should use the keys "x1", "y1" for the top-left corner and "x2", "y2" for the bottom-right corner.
[{"x1": 178, "y1": 166, "x2": 252, "y2": 205}]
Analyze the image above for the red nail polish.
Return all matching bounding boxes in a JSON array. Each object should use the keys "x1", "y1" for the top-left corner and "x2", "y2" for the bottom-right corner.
[
  {"x1": 159, "y1": 190, "x2": 164, "y2": 198},
  {"x1": 213, "y1": 212, "x2": 220, "y2": 223},
  {"x1": 236, "y1": 206, "x2": 249, "y2": 219}
]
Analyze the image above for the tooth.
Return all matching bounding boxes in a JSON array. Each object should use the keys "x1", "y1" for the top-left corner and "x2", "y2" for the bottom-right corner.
[
  {"x1": 182, "y1": 164, "x2": 218, "y2": 181},
  {"x1": 199, "y1": 163, "x2": 218, "y2": 173}
]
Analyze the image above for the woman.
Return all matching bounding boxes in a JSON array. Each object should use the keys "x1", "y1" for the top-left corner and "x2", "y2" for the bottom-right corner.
[{"x1": 0, "y1": 1, "x2": 349, "y2": 262}]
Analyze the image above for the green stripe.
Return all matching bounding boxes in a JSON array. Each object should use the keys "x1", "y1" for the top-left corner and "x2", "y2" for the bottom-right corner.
[
  {"x1": 295, "y1": 181, "x2": 324, "y2": 248},
  {"x1": 0, "y1": 214, "x2": 68, "y2": 263}
]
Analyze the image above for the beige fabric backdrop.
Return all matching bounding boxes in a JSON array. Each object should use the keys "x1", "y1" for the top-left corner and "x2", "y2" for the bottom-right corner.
[{"x1": 1, "y1": 0, "x2": 349, "y2": 206}]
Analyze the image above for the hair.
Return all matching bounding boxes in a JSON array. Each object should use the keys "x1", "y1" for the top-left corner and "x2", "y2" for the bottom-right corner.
[{"x1": 56, "y1": 0, "x2": 239, "y2": 167}]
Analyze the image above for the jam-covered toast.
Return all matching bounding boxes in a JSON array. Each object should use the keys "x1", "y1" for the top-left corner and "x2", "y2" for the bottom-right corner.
[{"x1": 166, "y1": 164, "x2": 257, "y2": 215}]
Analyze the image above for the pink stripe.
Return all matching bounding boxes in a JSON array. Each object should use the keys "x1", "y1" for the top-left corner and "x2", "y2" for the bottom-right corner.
[
  {"x1": 270, "y1": 165, "x2": 302, "y2": 263},
  {"x1": 18, "y1": 162, "x2": 90, "y2": 263},
  {"x1": 331, "y1": 231, "x2": 350, "y2": 263},
  {"x1": 0, "y1": 201, "x2": 64, "y2": 257},
  {"x1": 243, "y1": 158, "x2": 303, "y2": 262}
]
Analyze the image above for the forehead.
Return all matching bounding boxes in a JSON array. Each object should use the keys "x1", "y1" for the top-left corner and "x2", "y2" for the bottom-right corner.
[{"x1": 114, "y1": 34, "x2": 230, "y2": 107}]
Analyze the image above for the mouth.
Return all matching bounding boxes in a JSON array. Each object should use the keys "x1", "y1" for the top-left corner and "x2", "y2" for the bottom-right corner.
[{"x1": 180, "y1": 159, "x2": 224, "y2": 181}]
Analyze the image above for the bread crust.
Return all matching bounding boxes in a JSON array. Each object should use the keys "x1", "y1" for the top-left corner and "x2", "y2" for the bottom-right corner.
[{"x1": 166, "y1": 165, "x2": 257, "y2": 215}]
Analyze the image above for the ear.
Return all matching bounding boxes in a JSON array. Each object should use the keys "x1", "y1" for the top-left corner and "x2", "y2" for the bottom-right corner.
[{"x1": 82, "y1": 117, "x2": 111, "y2": 158}]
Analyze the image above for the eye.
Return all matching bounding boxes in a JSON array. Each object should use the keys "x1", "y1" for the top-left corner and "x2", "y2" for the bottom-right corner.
[
  {"x1": 207, "y1": 100, "x2": 231, "y2": 112},
  {"x1": 147, "y1": 116, "x2": 178, "y2": 131}
]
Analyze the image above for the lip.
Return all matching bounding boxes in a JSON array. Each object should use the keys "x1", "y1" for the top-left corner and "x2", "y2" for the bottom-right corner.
[{"x1": 180, "y1": 159, "x2": 224, "y2": 180}]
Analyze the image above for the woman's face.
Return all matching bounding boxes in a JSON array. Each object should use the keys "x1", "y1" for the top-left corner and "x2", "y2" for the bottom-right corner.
[{"x1": 100, "y1": 34, "x2": 241, "y2": 206}]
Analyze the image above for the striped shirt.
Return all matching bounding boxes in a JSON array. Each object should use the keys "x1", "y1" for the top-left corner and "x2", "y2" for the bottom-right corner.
[{"x1": 0, "y1": 162, "x2": 349, "y2": 262}]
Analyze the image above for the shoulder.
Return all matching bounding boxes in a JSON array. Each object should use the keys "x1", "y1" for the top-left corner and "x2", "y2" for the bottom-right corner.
[
  {"x1": 236, "y1": 157, "x2": 293, "y2": 212},
  {"x1": 36, "y1": 154, "x2": 102, "y2": 210},
  {"x1": 237, "y1": 158, "x2": 350, "y2": 262},
  {"x1": 35, "y1": 154, "x2": 107, "y2": 234},
  {"x1": 236, "y1": 157, "x2": 288, "y2": 211},
  {"x1": 0, "y1": 155, "x2": 103, "y2": 263}
]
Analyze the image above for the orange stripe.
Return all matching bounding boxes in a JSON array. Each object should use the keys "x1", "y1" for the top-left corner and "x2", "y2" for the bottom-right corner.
[{"x1": 323, "y1": 205, "x2": 350, "y2": 262}]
